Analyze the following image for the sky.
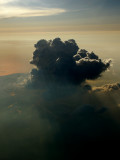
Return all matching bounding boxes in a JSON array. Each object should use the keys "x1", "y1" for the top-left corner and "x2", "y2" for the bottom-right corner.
[{"x1": 0, "y1": 0, "x2": 120, "y2": 32}]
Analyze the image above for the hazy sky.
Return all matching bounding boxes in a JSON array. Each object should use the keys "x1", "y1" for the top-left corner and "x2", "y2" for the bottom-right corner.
[{"x1": 0, "y1": 0, "x2": 120, "y2": 32}]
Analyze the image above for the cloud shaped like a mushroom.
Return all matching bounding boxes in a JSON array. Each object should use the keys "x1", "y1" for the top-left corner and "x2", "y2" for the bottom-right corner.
[{"x1": 30, "y1": 38, "x2": 111, "y2": 85}]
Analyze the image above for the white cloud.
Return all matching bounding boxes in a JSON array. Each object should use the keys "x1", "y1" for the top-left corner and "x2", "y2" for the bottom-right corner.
[
  {"x1": 0, "y1": 7, "x2": 65, "y2": 18},
  {"x1": 0, "y1": 0, "x2": 66, "y2": 18}
]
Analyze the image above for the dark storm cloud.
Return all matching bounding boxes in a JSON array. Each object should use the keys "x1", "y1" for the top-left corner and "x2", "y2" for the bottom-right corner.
[
  {"x1": 0, "y1": 38, "x2": 118, "y2": 159},
  {"x1": 30, "y1": 38, "x2": 111, "y2": 85}
]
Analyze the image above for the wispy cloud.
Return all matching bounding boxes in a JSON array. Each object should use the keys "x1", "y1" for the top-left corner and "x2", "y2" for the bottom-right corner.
[
  {"x1": 0, "y1": 0, "x2": 15, "y2": 5},
  {"x1": 0, "y1": 7, "x2": 65, "y2": 18},
  {"x1": 0, "y1": 0, "x2": 66, "y2": 18}
]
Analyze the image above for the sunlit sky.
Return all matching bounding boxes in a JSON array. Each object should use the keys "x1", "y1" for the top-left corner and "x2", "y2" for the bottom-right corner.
[{"x1": 0, "y1": 0, "x2": 120, "y2": 32}]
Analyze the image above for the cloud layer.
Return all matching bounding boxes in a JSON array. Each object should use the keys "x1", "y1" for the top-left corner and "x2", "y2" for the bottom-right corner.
[
  {"x1": 1, "y1": 73, "x2": 120, "y2": 159},
  {"x1": 30, "y1": 38, "x2": 111, "y2": 85}
]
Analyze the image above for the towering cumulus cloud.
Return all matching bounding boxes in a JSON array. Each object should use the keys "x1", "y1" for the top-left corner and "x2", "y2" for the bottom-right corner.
[{"x1": 30, "y1": 38, "x2": 111, "y2": 84}]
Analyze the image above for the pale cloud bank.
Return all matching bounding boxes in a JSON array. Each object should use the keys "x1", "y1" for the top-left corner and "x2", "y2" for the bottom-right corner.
[{"x1": 0, "y1": 0, "x2": 66, "y2": 18}]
